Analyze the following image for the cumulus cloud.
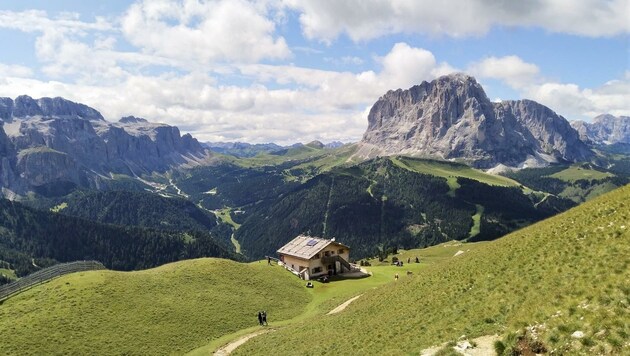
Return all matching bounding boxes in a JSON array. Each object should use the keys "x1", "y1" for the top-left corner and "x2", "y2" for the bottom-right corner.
[
  {"x1": 378, "y1": 42, "x2": 456, "y2": 90},
  {"x1": 467, "y1": 55, "x2": 630, "y2": 121},
  {"x1": 468, "y1": 55, "x2": 540, "y2": 89},
  {"x1": 0, "y1": 9, "x2": 112, "y2": 33},
  {"x1": 0, "y1": 42, "x2": 455, "y2": 144},
  {"x1": 0, "y1": 64, "x2": 33, "y2": 78},
  {"x1": 526, "y1": 78, "x2": 630, "y2": 120},
  {"x1": 121, "y1": 0, "x2": 291, "y2": 64},
  {"x1": 283, "y1": 0, "x2": 630, "y2": 42}
]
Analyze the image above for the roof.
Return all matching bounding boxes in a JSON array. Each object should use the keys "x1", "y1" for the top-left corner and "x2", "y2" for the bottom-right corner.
[{"x1": 277, "y1": 235, "x2": 349, "y2": 260}]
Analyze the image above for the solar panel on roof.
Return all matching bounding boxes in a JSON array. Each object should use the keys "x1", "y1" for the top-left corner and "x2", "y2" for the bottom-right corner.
[{"x1": 306, "y1": 239, "x2": 318, "y2": 246}]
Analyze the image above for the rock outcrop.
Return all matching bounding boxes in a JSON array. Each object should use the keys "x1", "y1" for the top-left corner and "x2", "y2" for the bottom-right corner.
[
  {"x1": 571, "y1": 114, "x2": 630, "y2": 145},
  {"x1": 358, "y1": 73, "x2": 593, "y2": 168},
  {"x1": 0, "y1": 96, "x2": 212, "y2": 197}
]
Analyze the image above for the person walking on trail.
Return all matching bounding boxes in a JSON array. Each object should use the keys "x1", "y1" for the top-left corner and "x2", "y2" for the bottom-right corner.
[
  {"x1": 262, "y1": 311, "x2": 268, "y2": 325},
  {"x1": 257, "y1": 311, "x2": 263, "y2": 326},
  {"x1": 267, "y1": 256, "x2": 271, "y2": 265},
  {"x1": 395, "y1": 273, "x2": 399, "y2": 281}
]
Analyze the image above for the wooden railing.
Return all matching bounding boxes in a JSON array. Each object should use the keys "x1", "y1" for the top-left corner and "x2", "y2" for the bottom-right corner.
[{"x1": 0, "y1": 261, "x2": 106, "y2": 302}]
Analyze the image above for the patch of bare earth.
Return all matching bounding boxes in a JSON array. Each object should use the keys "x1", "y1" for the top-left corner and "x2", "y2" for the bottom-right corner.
[{"x1": 421, "y1": 334, "x2": 500, "y2": 356}]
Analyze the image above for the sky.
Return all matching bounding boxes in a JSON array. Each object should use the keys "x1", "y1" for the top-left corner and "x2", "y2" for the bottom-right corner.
[{"x1": 0, "y1": 0, "x2": 628, "y2": 144}]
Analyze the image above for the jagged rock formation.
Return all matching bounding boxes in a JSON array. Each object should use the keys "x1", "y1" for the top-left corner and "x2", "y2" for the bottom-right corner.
[
  {"x1": 357, "y1": 73, "x2": 593, "y2": 169},
  {"x1": 571, "y1": 114, "x2": 630, "y2": 145},
  {"x1": 0, "y1": 96, "x2": 213, "y2": 198}
]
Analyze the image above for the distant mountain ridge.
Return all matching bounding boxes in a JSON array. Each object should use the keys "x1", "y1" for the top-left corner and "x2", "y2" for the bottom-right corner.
[
  {"x1": 0, "y1": 95, "x2": 104, "y2": 121},
  {"x1": 357, "y1": 73, "x2": 593, "y2": 169},
  {"x1": 204, "y1": 140, "x2": 346, "y2": 157},
  {"x1": 0, "y1": 96, "x2": 214, "y2": 198},
  {"x1": 571, "y1": 114, "x2": 630, "y2": 145}
]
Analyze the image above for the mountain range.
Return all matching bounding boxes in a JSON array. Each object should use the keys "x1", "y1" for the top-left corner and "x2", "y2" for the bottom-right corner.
[
  {"x1": 358, "y1": 73, "x2": 593, "y2": 169},
  {"x1": 571, "y1": 114, "x2": 630, "y2": 145},
  {"x1": 0, "y1": 96, "x2": 213, "y2": 198},
  {"x1": 0, "y1": 73, "x2": 629, "y2": 270}
]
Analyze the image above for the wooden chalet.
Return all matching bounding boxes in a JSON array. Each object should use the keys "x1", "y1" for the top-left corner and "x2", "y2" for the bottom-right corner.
[{"x1": 277, "y1": 235, "x2": 356, "y2": 280}]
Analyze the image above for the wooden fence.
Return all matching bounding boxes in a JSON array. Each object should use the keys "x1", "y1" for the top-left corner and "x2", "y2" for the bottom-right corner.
[{"x1": 0, "y1": 260, "x2": 106, "y2": 302}]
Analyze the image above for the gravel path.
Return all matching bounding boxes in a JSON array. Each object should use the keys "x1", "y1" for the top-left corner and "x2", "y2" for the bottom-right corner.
[
  {"x1": 327, "y1": 294, "x2": 363, "y2": 315},
  {"x1": 213, "y1": 329, "x2": 273, "y2": 356}
]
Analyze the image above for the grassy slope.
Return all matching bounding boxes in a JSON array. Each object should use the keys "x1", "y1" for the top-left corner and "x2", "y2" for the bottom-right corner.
[
  {"x1": 237, "y1": 185, "x2": 630, "y2": 355},
  {"x1": 0, "y1": 267, "x2": 16, "y2": 280},
  {"x1": 392, "y1": 156, "x2": 521, "y2": 187},
  {"x1": 362, "y1": 241, "x2": 489, "y2": 269},
  {"x1": 550, "y1": 165, "x2": 614, "y2": 182},
  {"x1": 0, "y1": 259, "x2": 310, "y2": 356}
]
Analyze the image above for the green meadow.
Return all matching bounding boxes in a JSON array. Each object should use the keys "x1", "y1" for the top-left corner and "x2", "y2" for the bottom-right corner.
[
  {"x1": 0, "y1": 268, "x2": 17, "y2": 280},
  {"x1": 391, "y1": 156, "x2": 521, "y2": 187},
  {"x1": 550, "y1": 165, "x2": 615, "y2": 182},
  {"x1": 0, "y1": 259, "x2": 309, "y2": 355}
]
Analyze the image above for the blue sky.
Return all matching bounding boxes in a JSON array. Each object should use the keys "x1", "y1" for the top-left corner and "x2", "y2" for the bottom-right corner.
[{"x1": 0, "y1": 0, "x2": 628, "y2": 144}]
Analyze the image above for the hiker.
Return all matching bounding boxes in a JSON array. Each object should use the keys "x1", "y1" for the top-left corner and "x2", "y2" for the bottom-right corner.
[
  {"x1": 407, "y1": 257, "x2": 410, "y2": 264},
  {"x1": 257, "y1": 311, "x2": 263, "y2": 325},
  {"x1": 262, "y1": 311, "x2": 268, "y2": 325},
  {"x1": 267, "y1": 256, "x2": 271, "y2": 265},
  {"x1": 415, "y1": 256, "x2": 419, "y2": 263},
  {"x1": 395, "y1": 273, "x2": 399, "y2": 281}
]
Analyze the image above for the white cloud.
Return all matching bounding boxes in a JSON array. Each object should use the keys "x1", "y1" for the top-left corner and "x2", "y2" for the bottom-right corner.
[
  {"x1": 378, "y1": 42, "x2": 456, "y2": 90},
  {"x1": 466, "y1": 55, "x2": 630, "y2": 120},
  {"x1": 0, "y1": 9, "x2": 112, "y2": 33},
  {"x1": 0, "y1": 42, "x2": 455, "y2": 144},
  {"x1": 468, "y1": 55, "x2": 540, "y2": 89},
  {"x1": 121, "y1": 0, "x2": 291, "y2": 64},
  {"x1": 283, "y1": 0, "x2": 630, "y2": 42},
  {"x1": 527, "y1": 78, "x2": 630, "y2": 120},
  {"x1": 0, "y1": 64, "x2": 33, "y2": 78}
]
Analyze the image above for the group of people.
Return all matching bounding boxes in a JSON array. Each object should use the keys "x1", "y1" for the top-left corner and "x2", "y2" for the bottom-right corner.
[{"x1": 257, "y1": 311, "x2": 268, "y2": 326}]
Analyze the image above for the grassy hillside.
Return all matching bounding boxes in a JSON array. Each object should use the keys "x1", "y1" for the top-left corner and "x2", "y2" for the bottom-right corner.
[
  {"x1": 0, "y1": 259, "x2": 310, "y2": 355},
  {"x1": 503, "y1": 164, "x2": 629, "y2": 203},
  {"x1": 236, "y1": 184, "x2": 630, "y2": 355},
  {"x1": 392, "y1": 156, "x2": 520, "y2": 188},
  {"x1": 550, "y1": 165, "x2": 615, "y2": 182}
]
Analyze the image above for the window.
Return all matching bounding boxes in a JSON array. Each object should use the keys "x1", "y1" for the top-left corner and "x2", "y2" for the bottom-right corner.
[
  {"x1": 338, "y1": 249, "x2": 344, "y2": 254},
  {"x1": 312, "y1": 253, "x2": 320, "y2": 259},
  {"x1": 312, "y1": 267, "x2": 322, "y2": 274}
]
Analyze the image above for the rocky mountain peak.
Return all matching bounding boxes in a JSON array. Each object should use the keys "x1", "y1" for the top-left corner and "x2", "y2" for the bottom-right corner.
[
  {"x1": 358, "y1": 74, "x2": 593, "y2": 169},
  {"x1": 119, "y1": 116, "x2": 149, "y2": 124},
  {"x1": 571, "y1": 114, "x2": 630, "y2": 145},
  {"x1": 0, "y1": 95, "x2": 104, "y2": 121},
  {"x1": 0, "y1": 95, "x2": 212, "y2": 198}
]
